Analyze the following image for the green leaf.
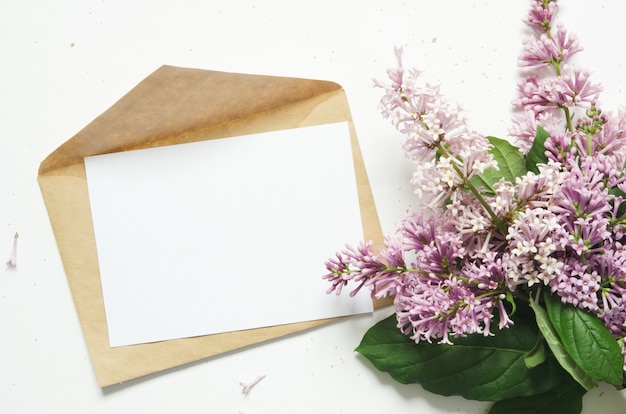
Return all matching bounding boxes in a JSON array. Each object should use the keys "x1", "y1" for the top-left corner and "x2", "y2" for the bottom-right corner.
[
  {"x1": 524, "y1": 335, "x2": 546, "y2": 369},
  {"x1": 488, "y1": 377, "x2": 586, "y2": 414},
  {"x1": 530, "y1": 299, "x2": 597, "y2": 391},
  {"x1": 543, "y1": 292, "x2": 625, "y2": 386},
  {"x1": 525, "y1": 125, "x2": 550, "y2": 174},
  {"x1": 355, "y1": 314, "x2": 567, "y2": 401},
  {"x1": 470, "y1": 136, "x2": 527, "y2": 196},
  {"x1": 505, "y1": 290, "x2": 518, "y2": 316}
]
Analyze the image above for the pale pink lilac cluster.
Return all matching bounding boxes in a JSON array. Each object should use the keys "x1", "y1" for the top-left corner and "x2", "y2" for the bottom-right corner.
[
  {"x1": 374, "y1": 48, "x2": 497, "y2": 207},
  {"x1": 324, "y1": 0, "x2": 626, "y2": 370}
]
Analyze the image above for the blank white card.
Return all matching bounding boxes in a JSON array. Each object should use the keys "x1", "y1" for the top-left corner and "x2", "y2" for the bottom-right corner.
[{"x1": 84, "y1": 122, "x2": 373, "y2": 347}]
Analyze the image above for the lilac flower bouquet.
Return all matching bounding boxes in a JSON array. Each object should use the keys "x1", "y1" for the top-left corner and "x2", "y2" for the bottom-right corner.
[{"x1": 324, "y1": 1, "x2": 626, "y2": 412}]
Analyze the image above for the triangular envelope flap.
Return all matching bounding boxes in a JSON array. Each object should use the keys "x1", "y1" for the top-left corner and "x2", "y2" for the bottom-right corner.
[{"x1": 38, "y1": 65, "x2": 343, "y2": 176}]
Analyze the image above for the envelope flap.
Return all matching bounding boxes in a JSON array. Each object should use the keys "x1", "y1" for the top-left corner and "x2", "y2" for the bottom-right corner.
[{"x1": 38, "y1": 65, "x2": 343, "y2": 176}]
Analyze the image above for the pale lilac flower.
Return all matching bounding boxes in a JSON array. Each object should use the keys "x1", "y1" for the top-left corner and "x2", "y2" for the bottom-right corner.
[
  {"x1": 518, "y1": 35, "x2": 557, "y2": 69},
  {"x1": 566, "y1": 244, "x2": 626, "y2": 315},
  {"x1": 440, "y1": 190, "x2": 498, "y2": 252},
  {"x1": 240, "y1": 374, "x2": 266, "y2": 394},
  {"x1": 375, "y1": 48, "x2": 496, "y2": 208},
  {"x1": 599, "y1": 272, "x2": 626, "y2": 339},
  {"x1": 394, "y1": 214, "x2": 511, "y2": 343},
  {"x1": 598, "y1": 108, "x2": 626, "y2": 159},
  {"x1": 408, "y1": 132, "x2": 496, "y2": 208},
  {"x1": 537, "y1": 111, "x2": 568, "y2": 136},
  {"x1": 518, "y1": 23, "x2": 582, "y2": 70},
  {"x1": 513, "y1": 67, "x2": 601, "y2": 115},
  {"x1": 551, "y1": 157, "x2": 612, "y2": 222},
  {"x1": 544, "y1": 130, "x2": 576, "y2": 164},
  {"x1": 6, "y1": 232, "x2": 18, "y2": 267},
  {"x1": 574, "y1": 108, "x2": 626, "y2": 170},
  {"x1": 524, "y1": 0, "x2": 558, "y2": 33},
  {"x1": 323, "y1": 241, "x2": 381, "y2": 297},
  {"x1": 550, "y1": 22, "x2": 584, "y2": 62},
  {"x1": 550, "y1": 261, "x2": 601, "y2": 311},
  {"x1": 323, "y1": 236, "x2": 407, "y2": 300},
  {"x1": 464, "y1": 252, "x2": 515, "y2": 330},
  {"x1": 409, "y1": 159, "x2": 442, "y2": 201},
  {"x1": 370, "y1": 236, "x2": 406, "y2": 299},
  {"x1": 401, "y1": 213, "x2": 465, "y2": 275},
  {"x1": 394, "y1": 251, "x2": 512, "y2": 345},
  {"x1": 596, "y1": 247, "x2": 626, "y2": 311},
  {"x1": 513, "y1": 74, "x2": 555, "y2": 113},
  {"x1": 545, "y1": 65, "x2": 602, "y2": 109},
  {"x1": 509, "y1": 110, "x2": 541, "y2": 153},
  {"x1": 514, "y1": 161, "x2": 563, "y2": 209},
  {"x1": 509, "y1": 111, "x2": 564, "y2": 153},
  {"x1": 401, "y1": 93, "x2": 470, "y2": 160},
  {"x1": 506, "y1": 207, "x2": 564, "y2": 287}
]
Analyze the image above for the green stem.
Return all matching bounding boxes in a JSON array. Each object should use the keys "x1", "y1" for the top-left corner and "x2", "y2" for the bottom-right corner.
[
  {"x1": 553, "y1": 61, "x2": 577, "y2": 137},
  {"x1": 553, "y1": 60, "x2": 561, "y2": 76},
  {"x1": 464, "y1": 175, "x2": 507, "y2": 234},
  {"x1": 414, "y1": 114, "x2": 503, "y2": 232},
  {"x1": 512, "y1": 290, "x2": 531, "y2": 304},
  {"x1": 475, "y1": 289, "x2": 508, "y2": 301},
  {"x1": 534, "y1": 285, "x2": 543, "y2": 304},
  {"x1": 435, "y1": 143, "x2": 507, "y2": 234},
  {"x1": 341, "y1": 264, "x2": 507, "y2": 290},
  {"x1": 562, "y1": 106, "x2": 574, "y2": 133},
  {"x1": 610, "y1": 215, "x2": 626, "y2": 226}
]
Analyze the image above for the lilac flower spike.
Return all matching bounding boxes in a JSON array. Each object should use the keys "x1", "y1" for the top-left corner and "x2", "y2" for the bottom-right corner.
[
  {"x1": 524, "y1": 0, "x2": 558, "y2": 32},
  {"x1": 6, "y1": 232, "x2": 18, "y2": 267},
  {"x1": 374, "y1": 48, "x2": 497, "y2": 208},
  {"x1": 518, "y1": 23, "x2": 582, "y2": 70},
  {"x1": 547, "y1": 65, "x2": 602, "y2": 108}
]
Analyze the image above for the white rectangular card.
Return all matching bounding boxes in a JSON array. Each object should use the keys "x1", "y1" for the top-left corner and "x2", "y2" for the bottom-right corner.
[{"x1": 84, "y1": 122, "x2": 372, "y2": 347}]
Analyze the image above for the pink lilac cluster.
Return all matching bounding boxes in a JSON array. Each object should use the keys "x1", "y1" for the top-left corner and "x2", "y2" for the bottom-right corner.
[
  {"x1": 374, "y1": 48, "x2": 497, "y2": 207},
  {"x1": 323, "y1": 0, "x2": 626, "y2": 369},
  {"x1": 512, "y1": 0, "x2": 626, "y2": 368}
]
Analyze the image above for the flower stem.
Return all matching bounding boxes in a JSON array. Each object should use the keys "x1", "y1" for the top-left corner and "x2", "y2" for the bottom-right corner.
[
  {"x1": 435, "y1": 143, "x2": 507, "y2": 234},
  {"x1": 562, "y1": 106, "x2": 574, "y2": 133},
  {"x1": 463, "y1": 175, "x2": 508, "y2": 234}
]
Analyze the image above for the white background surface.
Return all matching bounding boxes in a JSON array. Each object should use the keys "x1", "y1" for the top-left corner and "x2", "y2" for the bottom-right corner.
[{"x1": 1, "y1": 0, "x2": 626, "y2": 413}]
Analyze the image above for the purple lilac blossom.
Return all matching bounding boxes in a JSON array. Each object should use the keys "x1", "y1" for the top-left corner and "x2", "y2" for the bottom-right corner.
[
  {"x1": 518, "y1": 23, "x2": 582, "y2": 69},
  {"x1": 374, "y1": 49, "x2": 496, "y2": 208},
  {"x1": 524, "y1": 0, "x2": 558, "y2": 32}
]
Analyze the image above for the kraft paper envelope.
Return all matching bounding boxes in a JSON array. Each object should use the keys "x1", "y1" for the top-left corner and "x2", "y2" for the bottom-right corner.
[{"x1": 38, "y1": 65, "x2": 390, "y2": 388}]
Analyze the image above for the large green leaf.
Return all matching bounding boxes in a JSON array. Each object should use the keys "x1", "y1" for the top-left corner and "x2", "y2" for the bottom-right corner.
[
  {"x1": 488, "y1": 377, "x2": 586, "y2": 414},
  {"x1": 530, "y1": 299, "x2": 597, "y2": 391},
  {"x1": 525, "y1": 126, "x2": 550, "y2": 174},
  {"x1": 470, "y1": 136, "x2": 527, "y2": 196},
  {"x1": 543, "y1": 292, "x2": 625, "y2": 386},
  {"x1": 355, "y1": 314, "x2": 567, "y2": 401}
]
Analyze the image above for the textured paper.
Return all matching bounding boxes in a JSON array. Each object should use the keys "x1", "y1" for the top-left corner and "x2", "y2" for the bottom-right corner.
[
  {"x1": 38, "y1": 66, "x2": 390, "y2": 387},
  {"x1": 84, "y1": 122, "x2": 372, "y2": 347}
]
